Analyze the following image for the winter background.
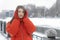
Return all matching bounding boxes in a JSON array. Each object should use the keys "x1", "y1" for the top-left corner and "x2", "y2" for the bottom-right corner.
[{"x1": 0, "y1": 0, "x2": 60, "y2": 40}]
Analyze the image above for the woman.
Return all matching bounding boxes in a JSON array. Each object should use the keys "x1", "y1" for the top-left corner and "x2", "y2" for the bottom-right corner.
[{"x1": 6, "y1": 5, "x2": 36, "y2": 40}]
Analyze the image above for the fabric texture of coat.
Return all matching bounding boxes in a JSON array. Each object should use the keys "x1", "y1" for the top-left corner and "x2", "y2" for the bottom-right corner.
[{"x1": 6, "y1": 9, "x2": 36, "y2": 40}]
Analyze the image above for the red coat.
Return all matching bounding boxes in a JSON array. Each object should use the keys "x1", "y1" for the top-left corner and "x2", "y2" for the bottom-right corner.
[{"x1": 6, "y1": 10, "x2": 36, "y2": 40}]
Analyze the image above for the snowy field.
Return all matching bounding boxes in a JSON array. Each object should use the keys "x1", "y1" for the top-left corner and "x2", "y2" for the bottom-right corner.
[
  {"x1": 0, "y1": 33, "x2": 7, "y2": 40},
  {"x1": 29, "y1": 18, "x2": 60, "y2": 30}
]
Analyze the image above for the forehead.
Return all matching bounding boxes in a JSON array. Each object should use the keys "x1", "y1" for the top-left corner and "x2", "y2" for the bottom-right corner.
[{"x1": 18, "y1": 8, "x2": 24, "y2": 11}]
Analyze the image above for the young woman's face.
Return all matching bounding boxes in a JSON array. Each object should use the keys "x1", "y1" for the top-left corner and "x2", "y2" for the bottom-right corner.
[{"x1": 18, "y1": 8, "x2": 24, "y2": 18}]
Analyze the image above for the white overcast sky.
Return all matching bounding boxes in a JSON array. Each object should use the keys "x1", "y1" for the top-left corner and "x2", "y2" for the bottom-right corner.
[{"x1": 0, "y1": 0, "x2": 56, "y2": 12}]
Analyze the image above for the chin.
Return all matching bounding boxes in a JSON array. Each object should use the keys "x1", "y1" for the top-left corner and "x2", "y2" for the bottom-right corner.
[{"x1": 19, "y1": 17, "x2": 23, "y2": 19}]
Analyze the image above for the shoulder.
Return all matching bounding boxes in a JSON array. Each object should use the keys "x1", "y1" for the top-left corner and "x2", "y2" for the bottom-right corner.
[
  {"x1": 11, "y1": 19, "x2": 20, "y2": 24},
  {"x1": 13, "y1": 19, "x2": 19, "y2": 22},
  {"x1": 7, "y1": 19, "x2": 20, "y2": 25}
]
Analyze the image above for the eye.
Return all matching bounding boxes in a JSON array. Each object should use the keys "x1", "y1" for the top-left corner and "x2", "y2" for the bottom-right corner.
[{"x1": 23, "y1": 11, "x2": 25, "y2": 13}]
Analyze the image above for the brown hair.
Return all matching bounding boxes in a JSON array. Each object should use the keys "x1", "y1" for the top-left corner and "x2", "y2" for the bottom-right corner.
[
  {"x1": 10, "y1": 5, "x2": 26, "y2": 24},
  {"x1": 16, "y1": 5, "x2": 26, "y2": 13}
]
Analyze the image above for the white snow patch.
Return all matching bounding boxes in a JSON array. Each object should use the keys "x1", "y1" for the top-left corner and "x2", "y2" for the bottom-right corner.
[{"x1": 0, "y1": 33, "x2": 7, "y2": 40}]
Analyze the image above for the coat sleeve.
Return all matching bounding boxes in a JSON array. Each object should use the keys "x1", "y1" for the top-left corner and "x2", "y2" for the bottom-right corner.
[
  {"x1": 23, "y1": 18, "x2": 36, "y2": 35},
  {"x1": 6, "y1": 19, "x2": 20, "y2": 37}
]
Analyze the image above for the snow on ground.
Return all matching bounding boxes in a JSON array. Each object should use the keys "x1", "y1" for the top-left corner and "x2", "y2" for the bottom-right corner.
[
  {"x1": 33, "y1": 32, "x2": 47, "y2": 40},
  {"x1": 29, "y1": 18, "x2": 60, "y2": 30},
  {"x1": 0, "y1": 33, "x2": 7, "y2": 40},
  {"x1": 33, "y1": 32, "x2": 47, "y2": 37},
  {"x1": 2, "y1": 17, "x2": 12, "y2": 23}
]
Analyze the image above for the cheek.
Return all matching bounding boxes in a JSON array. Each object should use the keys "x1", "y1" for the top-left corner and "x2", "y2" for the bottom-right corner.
[{"x1": 22, "y1": 13, "x2": 24, "y2": 16}]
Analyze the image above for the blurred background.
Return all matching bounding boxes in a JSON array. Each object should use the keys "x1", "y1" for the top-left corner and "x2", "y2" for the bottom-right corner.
[
  {"x1": 0, "y1": 0, "x2": 60, "y2": 40},
  {"x1": 0, "y1": 0, "x2": 59, "y2": 18}
]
